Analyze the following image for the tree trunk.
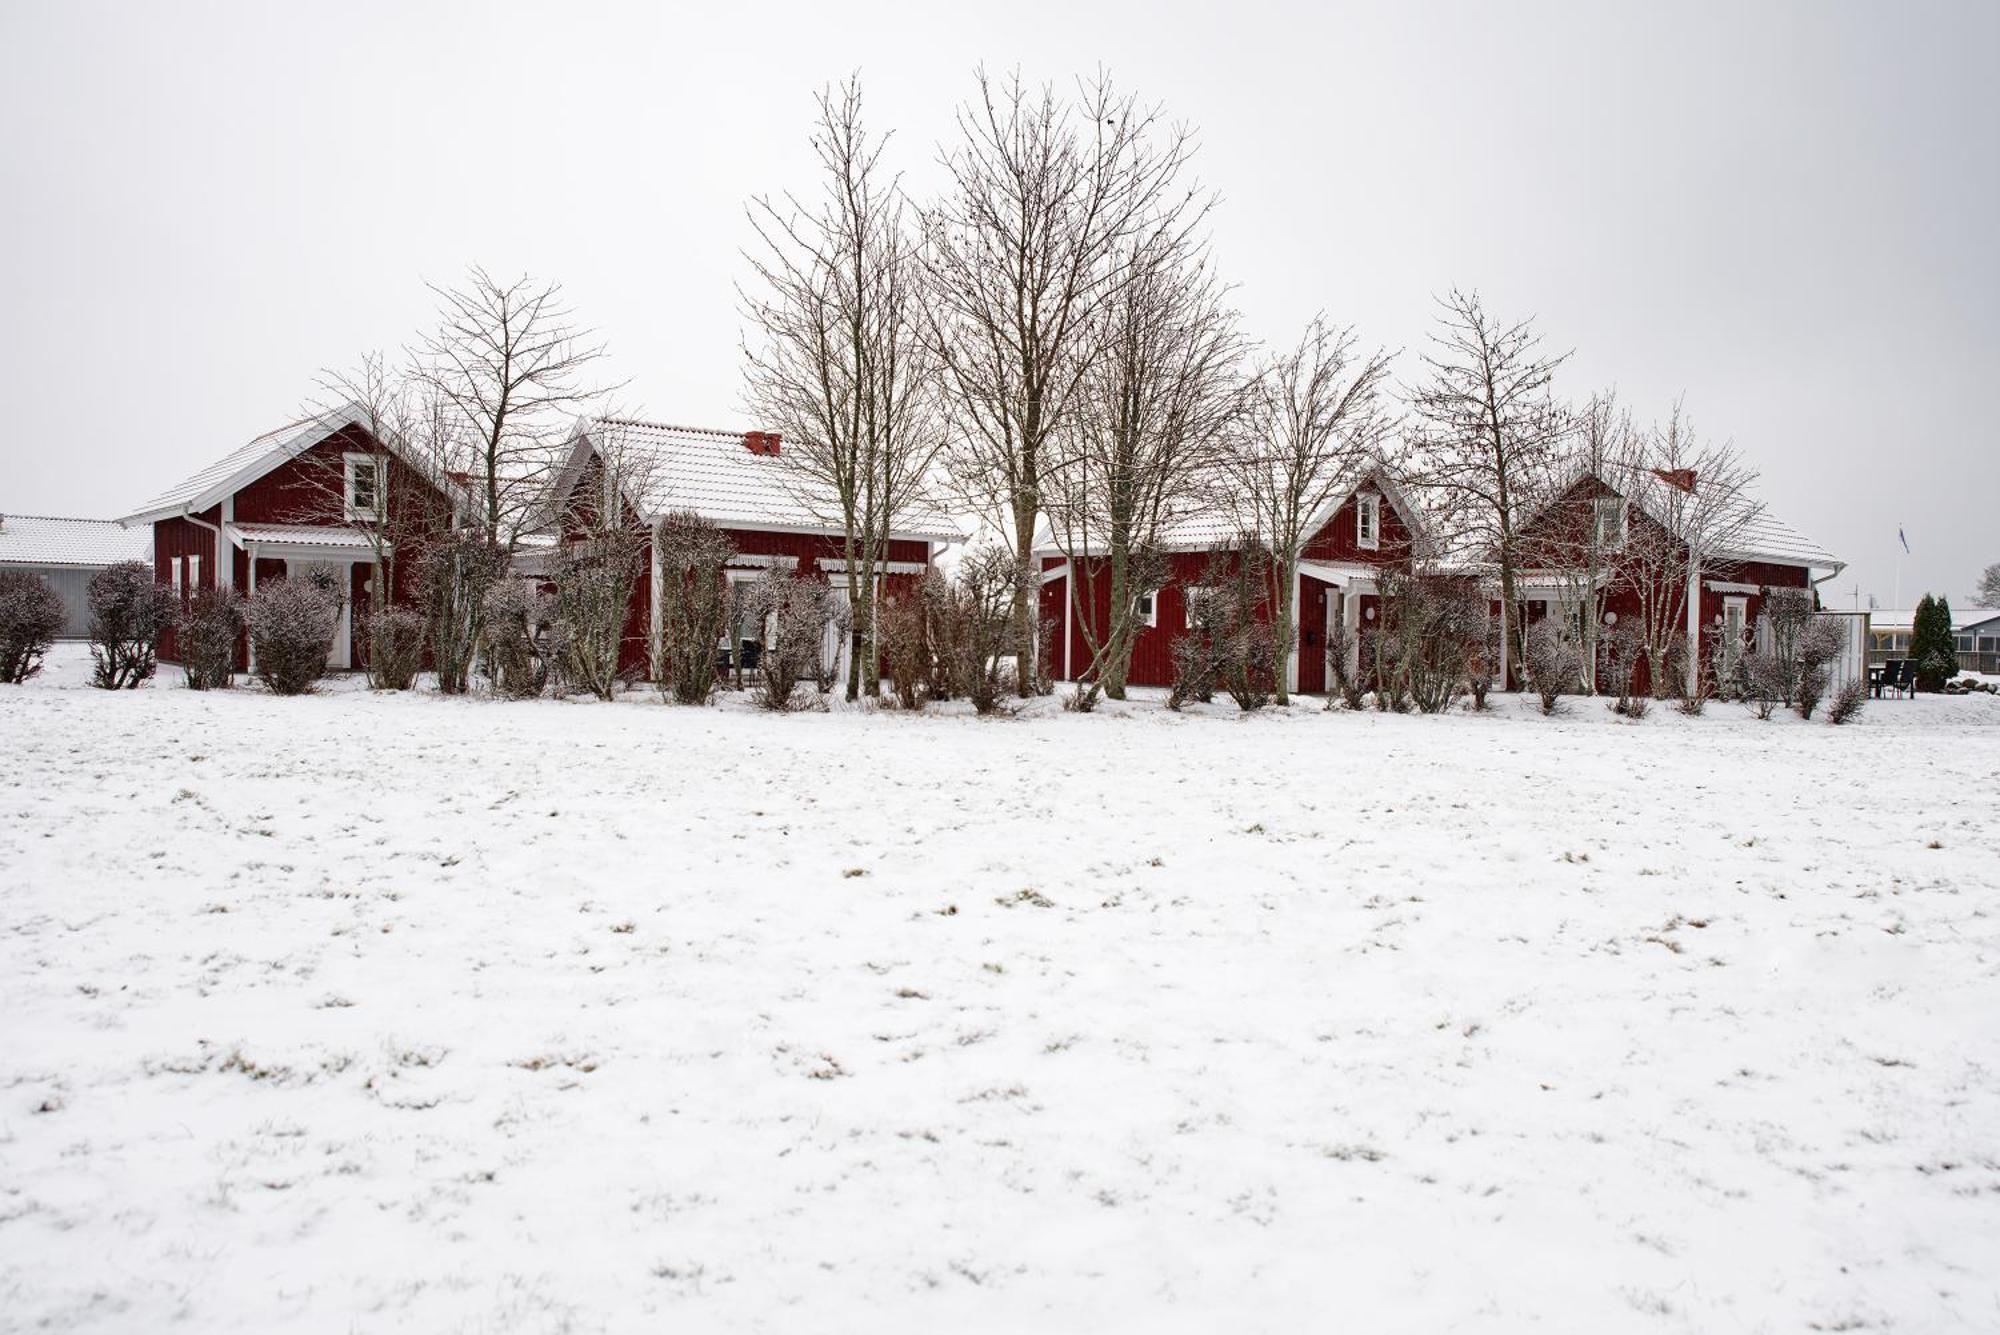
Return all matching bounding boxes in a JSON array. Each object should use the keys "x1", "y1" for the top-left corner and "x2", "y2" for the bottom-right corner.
[
  {"x1": 1011, "y1": 491, "x2": 1038, "y2": 695},
  {"x1": 1103, "y1": 542, "x2": 1130, "y2": 700},
  {"x1": 1271, "y1": 553, "x2": 1295, "y2": 705}
]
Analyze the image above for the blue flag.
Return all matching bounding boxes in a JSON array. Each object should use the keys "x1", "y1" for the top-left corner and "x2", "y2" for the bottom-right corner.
[{"x1": 1899, "y1": 527, "x2": 1910, "y2": 554}]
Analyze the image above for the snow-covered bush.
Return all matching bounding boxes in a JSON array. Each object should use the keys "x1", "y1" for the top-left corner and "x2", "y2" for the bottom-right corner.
[
  {"x1": 1168, "y1": 580, "x2": 1225, "y2": 711},
  {"x1": 548, "y1": 528, "x2": 647, "y2": 702},
  {"x1": 421, "y1": 532, "x2": 504, "y2": 696},
  {"x1": 483, "y1": 579, "x2": 554, "y2": 700},
  {"x1": 1186, "y1": 544, "x2": 1274, "y2": 713},
  {"x1": 739, "y1": 568, "x2": 847, "y2": 711},
  {"x1": 362, "y1": 605, "x2": 426, "y2": 691},
  {"x1": 87, "y1": 560, "x2": 175, "y2": 690},
  {"x1": 0, "y1": 569, "x2": 65, "y2": 683},
  {"x1": 246, "y1": 578, "x2": 338, "y2": 695},
  {"x1": 935, "y1": 546, "x2": 1031, "y2": 716},
  {"x1": 654, "y1": 511, "x2": 735, "y2": 706},
  {"x1": 1827, "y1": 676, "x2": 1867, "y2": 725},
  {"x1": 1321, "y1": 617, "x2": 1364, "y2": 712},
  {"x1": 880, "y1": 569, "x2": 946, "y2": 710},
  {"x1": 177, "y1": 588, "x2": 243, "y2": 691},
  {"x1": 1600, "y1": 625, "x2": 1643, "y2": 715},
  {"x1": 1376, "y1": 570, "x2": 1487, "y2": 715},
  {"x1": 1521, "y1": 619, "x2": 1582, "y2": 716},
  {"x1": 1793, "y1": 618, "x2": 1845, "y2": 720}
]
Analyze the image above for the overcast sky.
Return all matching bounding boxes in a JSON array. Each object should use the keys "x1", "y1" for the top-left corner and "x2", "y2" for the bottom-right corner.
[{"x1": 3, "y1": 1, "x2": 1992, "y2": 608}]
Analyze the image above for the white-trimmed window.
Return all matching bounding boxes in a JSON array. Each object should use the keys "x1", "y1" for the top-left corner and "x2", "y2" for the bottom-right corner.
[
  {"x1": 170, "y1": 557, "x2": 183, "y2": 595},
  {"x1": 1593, "y1": 497, "x2": 1627, "y2": 552},
  {"x1": 1356, "y1": 493, "x2": 1381, "y2": 550},
  {"x1": 189, "y1": 554, "x2": 201, "y2": 592},
  {"x1": 1723, "y1": 595, "x2": 1748, "y2": 670},
  {"x1": 1134, "y1": 589, "x2": 1158, "y2": 628},
  {"x1": 1184, "y1": 586, "x2": 1209, "y2": 629},
  {"x1": 344, "y1": 453, "x2": 387, "y2": 522}
]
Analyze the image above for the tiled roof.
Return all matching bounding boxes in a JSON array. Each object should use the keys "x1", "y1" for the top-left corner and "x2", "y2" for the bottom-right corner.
[
  {"x1": 0, "y1": 514, "x2": 151, "y2": 567},
  {"x1": 1868, "y1": 607, "x2": 2000, "y2": 633},
  {"x1": 574, "y1": 419, "x2": 961, "y2": 541}
]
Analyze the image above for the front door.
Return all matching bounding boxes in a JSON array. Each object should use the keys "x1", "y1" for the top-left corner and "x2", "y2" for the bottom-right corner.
[{"x1": 1297, "y1": 578, "x2": 1330, "y2": 695}]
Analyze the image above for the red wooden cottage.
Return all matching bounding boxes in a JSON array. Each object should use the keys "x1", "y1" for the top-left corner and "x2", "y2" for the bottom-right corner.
[
  {"x1": 542, "y1": 419, "x2": 961, "y2": 678},
  {"x1": 1506, "y1": 464, "x2": 1844, "y2": 694},
  {"x1": 120, "y1": 404, "x2": 465, "y2": 669},
  {"x1": 1037, "y1": 467, "x2": 1428, "y2": 693}
]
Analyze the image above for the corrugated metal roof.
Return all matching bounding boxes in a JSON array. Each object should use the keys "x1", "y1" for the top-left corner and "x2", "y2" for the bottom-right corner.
[
  {"x1": 0, "y1": 514, "x2": 151, "y2": 567},
  {"x1": 227, "y1": 523, "x2": 376, "y2": 550},
  {"x1": 578, "y1": 419, "x2": 961, "y2": 541}
]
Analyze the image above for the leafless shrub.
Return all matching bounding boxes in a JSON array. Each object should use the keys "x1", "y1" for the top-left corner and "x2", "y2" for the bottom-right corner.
[
  {"x1": 482, "y1": 579, "x2": 554, "y2": 699},
  {"x1": 1599, "y1": 625, "x2": 1642, "y2": 715},
  {"x1": 88, "y1": 560, "x2": 175, "y2": 690},
  {"x1": 740, "y1": 569, "x2": 847, "y2": 711},
  {"x1": 422, "y1": 532, "x2": 504, "y2": 695},
  {"x1": 1794, "y1": 618, "x2": 1845, "y2": 720},
  {"x1": 246, "y1": 579, "x2": 338, "y2": 695},
  {"x1": 1168, "y1": 580, "x2": 1225, "y2": 711},
  {"x1": 1207, "y1": 543, "x2": 1276, "y2": 712},
  {"x1": 1827, "y1": 677, "x2": 1868, "y2": 725},
  {"x1": 655, "y1": 512, "x2": 735, "y2": 706},
  {"x1": 549, "y1": 528, "x2": 647, "y2": 702},
  {"x1": 935, "y1": 546, "x2": 1032, "y2": 715},
  {"x1": 880, "y1": 570, "x2": 946, "y2": 710},
  {"x1": 1323, "y1": 617, "x2": 1366, "y2": 711},
  {"x1": 1376, "y1": 570, "x2": 1488, "y2": 715},
  {"x1": 1741, "y1": 650, "x2": 1785, "y2": 720},
  {"x1": 0, "y1": 570, "x2": 65, "y2": 683},
  {"x1": 1522, "y1": 618, "x2": 1583, "y2": 715},
  {"x1": 362, "y1": 605, "x2": 426, "y2": 691},
  {"x1": 178, "y1": 589, "x2": 243, "y2": 691}
]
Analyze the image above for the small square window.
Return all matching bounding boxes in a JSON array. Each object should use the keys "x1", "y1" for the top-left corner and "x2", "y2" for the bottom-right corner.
[
  {"x1": 1356, "y1": 494, "x2": 1380, "y2": 550},
  {"x1": 1135, "y1": 589, "x2": 1157, "y2": 628}
]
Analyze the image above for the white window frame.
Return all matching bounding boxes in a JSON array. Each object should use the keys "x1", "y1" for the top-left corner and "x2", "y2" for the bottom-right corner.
[
  {"x1": 1356, "y1": 493, "x2": 1380, "y2": 550},
  {"x1": 170, "y1": 557, "x2": 183, "y2": 595},
  {"x1": 1723, "y1": 595, "x2": 1748, "y2": 669},
  {"x1": 1184, "y1": 586, "x2": 1208, "y2": 629},
  {"x1": 1593, "y1": 497, "x2": 1627, "y2": 553},
  {"x1": 343, "y1": 453, "x2": 387, "y2": 523},
  {"x1": 1134, "y1": 588, "x2": 1158, "y2": 628},
  {"x1": 189, "y1": 554, "x2": 202, "y2": 592}
]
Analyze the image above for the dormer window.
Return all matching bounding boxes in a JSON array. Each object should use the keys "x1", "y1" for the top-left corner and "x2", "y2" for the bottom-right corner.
[
  {"x1": 1593, "y1": 497, "x2": 1626, "y2": 552},
  {"x1": 345, "y1": 454, "x2": 387, "y2": 522},
  {"x1": 1356, "y1": 493, "x2": 1380, "y2": 550}
]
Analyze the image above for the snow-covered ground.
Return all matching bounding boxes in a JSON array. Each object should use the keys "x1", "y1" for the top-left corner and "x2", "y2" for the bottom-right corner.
[{"x1": 4, "y1": 647, "x2": 1998, "y2": 1333}]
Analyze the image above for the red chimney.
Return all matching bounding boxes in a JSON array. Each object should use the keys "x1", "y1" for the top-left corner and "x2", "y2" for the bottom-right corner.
[
  {"x1": 1652, "y1": 467, "x2": 1697, "y2": 494},
  {"x1": 742, "y1": 431, "x2": 782, "y2": 457}
]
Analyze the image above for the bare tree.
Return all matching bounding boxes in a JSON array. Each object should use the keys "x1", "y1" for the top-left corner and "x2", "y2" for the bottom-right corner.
[
  {"x1": 923, "y1": 68, "x2": 1206, "y2": 694},
  {"x1": 1044, "y1": 232, "x2": 1244, "y2": 705},
  {"x1": 1230, "y1": 317, "x2": 1395, "y2": 704},
  {"x1": 1978, "y1": 562, "x2": 2000, "y2": 608},
  {"x1": 742, "y1": 78, "x2": 944, "y2": 701},
  {"x1": 1405, "y1": 290, "x2": 1570, "y2": 688},
  {"x1": 415, "y1": 268, "x2": 620, "y2": 549},
  {"x1": 1616, "y1": 401, "x2": 1765, "y2": 697},
  {"x1": 1518, "y1": 390, "x2": 1645, "y2": 693}
]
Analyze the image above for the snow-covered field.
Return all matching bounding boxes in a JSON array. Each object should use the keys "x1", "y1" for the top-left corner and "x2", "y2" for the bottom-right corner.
[{"x1": 4, "y1": 648, "x2": 1998, "y2": 1334}]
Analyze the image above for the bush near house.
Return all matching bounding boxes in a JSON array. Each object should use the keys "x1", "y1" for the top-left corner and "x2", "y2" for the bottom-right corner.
[
  {"x1": 246, "y1": 579, "x2": 338, "y2": 696},
  {"x1": 363, "y1": 605, "x2": 426, "y2": 692},
  {"x1": 0, "y1": 570, "x2": 66, "y2": 684},
  {"x1": 178, "y1": 588, "x2": 243, "y2": 691},
  {"x1": 88, "y1": 560, "x2": 176, "y2": 690}
]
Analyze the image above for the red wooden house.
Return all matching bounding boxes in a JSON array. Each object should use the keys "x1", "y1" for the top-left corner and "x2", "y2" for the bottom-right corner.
[
  {"x1": 1506, "y1": 465, "x2": 1844, "y2": 694},
  {"x1": 1037, "y1": 467, "x2": 1428, "y2": 693},
  {"x1": 541, "y1": 419, "x2": 961, "y2": 678},
  {"x1": 120, "y1": 404, "x2": 465, "y2": 669}
]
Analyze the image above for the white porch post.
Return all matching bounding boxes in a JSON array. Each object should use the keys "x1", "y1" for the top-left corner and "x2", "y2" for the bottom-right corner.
[
  {"x1": 647, "y1": 518, "x2": 663, "y2": 681},
  {"x1": 246, "y1": 542, "x2": 260, "y2": 674},
  {"x1": 1685, "y1": 554, "x2": 1702, "y2": 698},
  {"x1": 1286, "y1": 563, "x2": 1302, "y2": 694}
]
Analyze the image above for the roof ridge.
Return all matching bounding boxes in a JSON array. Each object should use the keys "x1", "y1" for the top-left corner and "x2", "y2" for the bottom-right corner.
[
  {"x1": 596, "y1": 417, "x2": 768, "y2": 440},
  {"x1": 0, "y1": 513, "x2": 124, "y2": 524}
]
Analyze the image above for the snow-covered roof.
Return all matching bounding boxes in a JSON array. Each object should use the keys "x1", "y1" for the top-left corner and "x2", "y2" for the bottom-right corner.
[
  {"x1": 1034, "y1": 461, "x2": 1428, "y2": 556},
  {"x1": 226, "y1": 523, "x2": 376, "y2": 551},
  {"x1": 555, "y1": 419, "x2": 961, "y2": 543},
  {"x1": 0, "y1": 514, "x2": 151, "y2": 568},
  {"x1": 121, "y1": 403, "x2": 470, "y2": 527},
  {"x1": 1526, "y1": 464, "x2": 1841, "y2": 573}
]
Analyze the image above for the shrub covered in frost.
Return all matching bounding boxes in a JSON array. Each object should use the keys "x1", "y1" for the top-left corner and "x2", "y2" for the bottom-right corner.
[
  {"x1": 178, "y1": 588, "x2": 243, "y2": 691},
  {"x1": 246, "y1": 579, "x2": 338, "y2": 695},
  {"x1": 362, "y1": 604, "x2": 426, "y2": 691},
  {"x1": 88, "y1": 560, "x2": 175, "y2": 690},
  {"x1": 0, "y1": 569, "x2": 65, "y2": 684}
]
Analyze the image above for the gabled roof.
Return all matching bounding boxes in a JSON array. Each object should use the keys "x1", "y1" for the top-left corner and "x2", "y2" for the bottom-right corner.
[
  {"x1": 1868, "y1": 606, "x2": 2000, "y2": 634},
  {"x1": 0, "y1": 514, "x2": 151, "y2": 567},
  {"x1": 550, "y1": 418, "x2": 961, "y2": 543},
  {"x1": 120, "y1": 403, "x2": 469, "y2": 527},
  {"x1": 1035, "y1": 460, "x2": 1431, "y2": 557},
  {"x1": 1526, "y1": 464, "x2": 1840, "y2": 573}
]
